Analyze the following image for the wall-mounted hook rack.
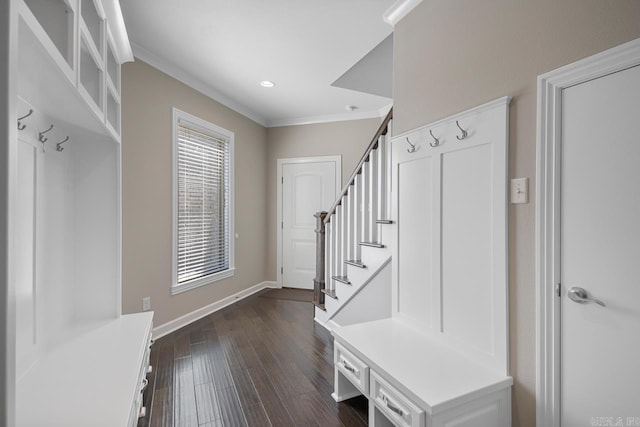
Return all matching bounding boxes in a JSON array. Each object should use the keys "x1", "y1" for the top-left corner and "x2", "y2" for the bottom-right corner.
[
  {"x1": 406, "y1": 137, "x2": 417, "y2": 153},
  {"x1": 456, "y1": 120, "x2": 468, "y2": 140},
  {"x1": 56, "y1": 136, "x2": 69, "y2": 152},
  {"x1": 429, "y1": 130, "x2": 440, "y2": 147},
  {"x1": 18, "y1": 109, "x2": 33, "y2": 131}
]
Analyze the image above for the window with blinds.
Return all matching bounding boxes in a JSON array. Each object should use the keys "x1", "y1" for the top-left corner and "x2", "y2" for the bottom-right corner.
[{"x1": 172, "y1": 109, "x2": 234, "y2": 293}]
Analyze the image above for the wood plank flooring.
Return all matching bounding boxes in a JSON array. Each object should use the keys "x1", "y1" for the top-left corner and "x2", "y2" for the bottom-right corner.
[{"x1": 139, "y1": 290, "x2": 368, "y2": 427}]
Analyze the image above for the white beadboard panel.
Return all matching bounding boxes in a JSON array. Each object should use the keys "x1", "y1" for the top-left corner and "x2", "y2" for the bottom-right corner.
[
  {"x1": 72, "y1": 135, "x2": 119, "y2": 324},
  {"x1": 37, "y1": 127, "x2": 74, "y2": 348},
  {"x1": 16, "y1": 139, "x2": 37, "y2": 381},
  {"x1": 397, "y1": 155, "x2": 434, "y2": 328},
  {"x1": 390, "y1": 96, "x2": 510, "y2": 375},
  {"x1": 441, "y1": 143, "x2": 493, "y2": 355}
]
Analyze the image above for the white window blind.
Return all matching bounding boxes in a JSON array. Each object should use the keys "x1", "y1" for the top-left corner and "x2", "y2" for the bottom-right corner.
[{"x1": 176, "y1": 117, "x2": 232, "y2": 287}]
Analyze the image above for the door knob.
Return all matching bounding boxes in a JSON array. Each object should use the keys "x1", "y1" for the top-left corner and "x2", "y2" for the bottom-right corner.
[{"x1": 567, "y1": 286, "x2": 606, "y2": 307}]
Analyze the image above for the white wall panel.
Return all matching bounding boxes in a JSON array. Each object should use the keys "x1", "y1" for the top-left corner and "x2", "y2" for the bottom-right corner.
[
  {"x1": 397, "y1": 156, "x2": 434, "y2": 327},
  {"x1": 441, "y1": 144, "x2": 493, "y2": 355}
]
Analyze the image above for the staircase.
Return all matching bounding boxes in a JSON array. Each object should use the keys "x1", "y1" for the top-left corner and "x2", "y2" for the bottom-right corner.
[{"x1": 313, "y1": 109, "x2": 393, "y2": 330}]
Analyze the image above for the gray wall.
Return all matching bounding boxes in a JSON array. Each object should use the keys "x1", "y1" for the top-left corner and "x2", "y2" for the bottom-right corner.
[
  {"x1": 393, "y1": 1, "x2": 640, "y2": 425},
  {"x1": 265, "y1": 117, "x2": 383, "y2": 280},
  {"x1": 121, "y1": 59, "x2": 268, "y2": 327}
]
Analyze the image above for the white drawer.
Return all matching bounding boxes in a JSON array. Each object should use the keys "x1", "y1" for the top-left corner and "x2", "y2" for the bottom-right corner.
[
  {"x1": 128, "y1": 332, "x2": 153, "y2": 426},
  {"x1": 335, "y1": 342, "x2": 369, "y2": 394},
  {"x1": 370, "y1": 371, "x2": 425, "y2": 427}
]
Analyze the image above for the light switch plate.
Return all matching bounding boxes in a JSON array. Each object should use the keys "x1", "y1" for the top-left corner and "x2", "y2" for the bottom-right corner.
[
  {"x1": 142, "y1": 297, "x2": 151, "y2": 311},
  {"x1": 511, "y1": 177, "x2": 529, "y2": 204}
]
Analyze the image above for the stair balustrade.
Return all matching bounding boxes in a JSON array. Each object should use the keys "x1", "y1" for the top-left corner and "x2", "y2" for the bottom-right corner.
[{"x1": 313, "y1": 109, "x2": 393, "y2": 311}]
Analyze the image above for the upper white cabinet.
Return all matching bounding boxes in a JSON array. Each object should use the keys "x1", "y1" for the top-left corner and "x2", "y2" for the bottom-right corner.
[
  {"x1": 23, "y1": 0, "x2": 75, "y2": 70},
  {"x1": 18, "y1": 0, "x2": 123, "y2": 141},
  {"x1": 80, "y1": 0, "x2": 104, "y2": 56}
]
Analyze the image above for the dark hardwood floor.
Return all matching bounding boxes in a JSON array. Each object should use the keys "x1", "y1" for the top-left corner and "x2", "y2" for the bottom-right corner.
[{"x1": 139, "y1": 290, "x2": 368, "y2": 427}]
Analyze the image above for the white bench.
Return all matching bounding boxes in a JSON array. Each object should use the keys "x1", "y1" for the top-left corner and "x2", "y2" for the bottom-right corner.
[{"x1": 332, "y1": 318, "x2": 512, "y2": 427}]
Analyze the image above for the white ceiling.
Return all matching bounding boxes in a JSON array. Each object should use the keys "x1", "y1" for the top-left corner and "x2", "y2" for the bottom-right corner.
[{"x1": 121, "y1": 0, "x2": 395, "y2": 127}]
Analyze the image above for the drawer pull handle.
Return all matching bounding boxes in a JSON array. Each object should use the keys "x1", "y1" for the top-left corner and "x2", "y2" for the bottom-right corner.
[
  {"x1": 141, "y1": 378, "x2": 149, "y2": 392},
  {"x1": 341, "y1": 358, "x2": 359, "y2": 375},
  {"x1": 382, "y1": 394, "x2": 405, "y2": 417}
]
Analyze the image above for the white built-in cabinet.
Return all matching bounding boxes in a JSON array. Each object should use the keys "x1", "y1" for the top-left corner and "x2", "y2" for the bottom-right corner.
[
  {"x1": 332, "y1": 98, "x2": 513, "y2": 427},
  {"x1": 8, "y1": 0, "x2": 152, "y2": 425}
]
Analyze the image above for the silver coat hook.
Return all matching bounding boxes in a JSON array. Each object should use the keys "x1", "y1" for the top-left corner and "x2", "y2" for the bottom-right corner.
[
  {"x1": 429, "y1": 130, "x2": 440, "y2": 147},
  {"x1": 18, "y1": 109, "x2": 33, "y2": 130},
  {"x1": 406, "y1": 137, "x2": 417, "y2": 153},
  {"x1": 56, "y1": 136, "x2": 69, "y2": 152},
  {"x1": 39, "y1": 124, "x2": 54, "y2": 143},
  {"x1": 455, "y1": 120, "x2": 468, "y2": 140}
]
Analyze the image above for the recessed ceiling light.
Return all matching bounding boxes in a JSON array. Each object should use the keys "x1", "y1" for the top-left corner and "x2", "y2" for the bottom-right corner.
[
  {"x1": 346, "y1": 105, "x2": 358, "y2": 111},
  {"x1": 260, "y1": 80, "x2": 275, "y2": 88}
]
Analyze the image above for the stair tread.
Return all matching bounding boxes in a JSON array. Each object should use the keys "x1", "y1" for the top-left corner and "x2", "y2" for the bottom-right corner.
[
  {"x1": 360, "y1": 241, "x2": 385, "y2": 248},
  {"x1": 345, "y1": 260, "x2": 366, "y2": 268},
  {"x1": 321, "y1": 289, "x2": 338, "y2": 299},
  {"x1": 332, "y1": 276, "x2": 352, "y2": 285},
  {"x1": 313, "y1": 301, "x2": 326, "y2": 311}
]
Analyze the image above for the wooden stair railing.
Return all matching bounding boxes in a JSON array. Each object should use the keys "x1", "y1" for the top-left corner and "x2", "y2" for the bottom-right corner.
[{"x1": 313, "y1": 108, "x2": 393, "y2": 310}]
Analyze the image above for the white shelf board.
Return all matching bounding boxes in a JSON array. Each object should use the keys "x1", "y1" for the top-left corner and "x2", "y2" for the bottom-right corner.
[
  {"x1": 16, "y1": 312, "x2": 153, "y2": 427},
  {"x1": 332, "y1": 317, "x2": 512, "y2": 415}
]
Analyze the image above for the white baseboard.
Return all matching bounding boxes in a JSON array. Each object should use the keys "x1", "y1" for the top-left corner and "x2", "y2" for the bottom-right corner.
[{"x1": 153, "y1": 281, "x2": 279, "y2": 339}]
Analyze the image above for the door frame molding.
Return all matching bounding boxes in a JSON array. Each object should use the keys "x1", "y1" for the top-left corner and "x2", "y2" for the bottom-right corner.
[
  {"x1": 276, "y1": 155, "x2": 342, "y2": 288},
  {"x1": 536, "y1": 37, "x2": 640, "y2": 427}
]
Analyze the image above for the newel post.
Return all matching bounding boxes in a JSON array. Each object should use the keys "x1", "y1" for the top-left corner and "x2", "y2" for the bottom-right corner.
[{"x1": 313, "y1": 211, "x2": 328, "y2": 308}]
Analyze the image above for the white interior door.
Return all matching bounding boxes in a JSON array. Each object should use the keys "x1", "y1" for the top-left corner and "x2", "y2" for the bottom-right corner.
[
  {"x1": 560, "y1": 64, "x2": 640, "y2": 426},
  {"x1": 281, "y1": 160, "x2": 338, "y2": 289}
]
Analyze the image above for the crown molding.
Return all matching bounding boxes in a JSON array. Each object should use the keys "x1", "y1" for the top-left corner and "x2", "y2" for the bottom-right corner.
[
  {"x1": 267, "y1": 103, "x2": 392, "y2": 128},
  {"x1": 102, "y1": 0, "x2": 134, "y2": 62},
  {"x1": 131, "y1": 43, "x2": 268, "y2": 126},
  {"x1": 383, "y1": 0, "x2": 423, "y2": 26},
  {"x1": 131, "y1": 44, "x2": 391, "y2": 128}
]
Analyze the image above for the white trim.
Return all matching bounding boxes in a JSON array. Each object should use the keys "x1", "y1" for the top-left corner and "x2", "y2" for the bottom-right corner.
[
  {"x1": 392, "y1": 96, "x2": 511, "y2": 141},
  {"x1": 153, "y1": 281, "x2": 279, "y2": 339},
  {"x1": 536, "y1": 37, "x2": 640, "y2": 427},
  {"x1": 382, "y1": 0, "x2": 423, "y2": 26},
  {"x1": 276, "y1": 156, "x2": 342, "y2": 288},
  {"x1": 132, "y1": 43, "x2": 267, "y2": 126},
  {"x1": 170, "y1": 268, "x2": 236, "y2": 296},
  {"x1": 171, "y1": 107, "x2": 236, "y2": 295},
  {"x1": 2, "y1": 3, "x2": 18, "y2": 424},
  {"x1": 267, "y1": 104, "x2": 391, "y2": 128},
  {"x1": 101, "y1": 0, "x2": 133, "y2": 63}
]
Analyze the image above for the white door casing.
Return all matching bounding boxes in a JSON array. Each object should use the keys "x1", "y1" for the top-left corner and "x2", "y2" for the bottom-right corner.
[
  {"x1": 277, "y1": 156, "x2": 341, "y2": 289},
  {"x1": 537, "y1": 38, "x2": 640, "y2": 427}
]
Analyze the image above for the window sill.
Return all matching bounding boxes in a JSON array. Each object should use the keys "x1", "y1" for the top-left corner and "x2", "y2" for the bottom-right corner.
[{"x1": 171, "y1": 268, "x2": 236, "y2": 295}]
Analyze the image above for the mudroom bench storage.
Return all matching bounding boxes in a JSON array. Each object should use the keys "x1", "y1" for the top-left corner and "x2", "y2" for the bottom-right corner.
[
  {"x1": 7, "y1": 0, "x2": 153, "y2": 425},
  {"x1": 333, "y1": 319, "x2": 512, "y2": 427},
  {"x1": 332, "y1": 98, "x2": 513, "y2": 427}
]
